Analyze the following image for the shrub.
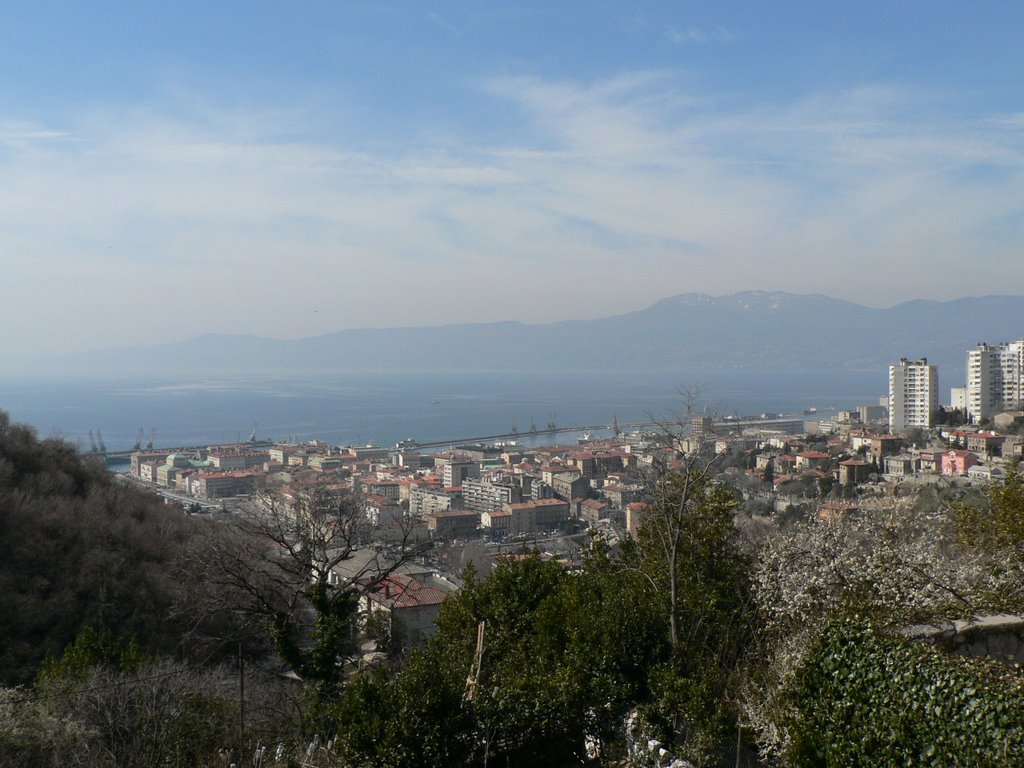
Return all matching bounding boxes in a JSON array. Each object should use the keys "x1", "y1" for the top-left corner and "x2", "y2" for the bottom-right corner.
[{"x1": 784, "y1": 619, "x2": 1024, "y2": 766}]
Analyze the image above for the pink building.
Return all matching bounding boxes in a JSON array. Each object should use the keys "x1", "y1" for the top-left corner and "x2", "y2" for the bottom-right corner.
[{"x1": 941, "y1": 449, "x2": 980, "y2": 476}]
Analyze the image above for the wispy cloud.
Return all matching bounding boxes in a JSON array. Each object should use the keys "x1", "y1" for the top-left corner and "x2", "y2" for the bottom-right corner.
[
  {"x1": 0, "y1": 73, "x2": 1021, "y2": 358},
  {"x1": 665, "y1": 25, "x2": 736, "y2": 45},
  {"x1": 0, "y1": 121, "x2": 78, "y2": 144},
  {"x1": 427, "y1": 11, "x2": 459, "y2": 35}
]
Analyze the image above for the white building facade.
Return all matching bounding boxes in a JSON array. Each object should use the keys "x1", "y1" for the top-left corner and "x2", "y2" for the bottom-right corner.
[
  {"x1": 889, "y1": 357, "x2": 938, "y2": 433},
  {"x1": 966, "y1": 340, "x2": 1024, "y2": 422}
]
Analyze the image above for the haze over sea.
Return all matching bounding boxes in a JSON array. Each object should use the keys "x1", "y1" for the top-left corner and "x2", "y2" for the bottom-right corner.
[{"x1": 0, "y1": 369, "x2": 893, "y2": 453}]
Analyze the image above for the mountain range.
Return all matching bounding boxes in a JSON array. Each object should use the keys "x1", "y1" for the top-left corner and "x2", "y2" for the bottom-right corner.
[{"x1": 58, "y1": 292, "x2": 1024, "y2": 376}]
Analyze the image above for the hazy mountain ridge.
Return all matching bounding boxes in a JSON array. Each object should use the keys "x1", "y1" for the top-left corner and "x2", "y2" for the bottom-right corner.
[{"x1": 55, "y1": 292, "x2": 1024, "y2": 376}]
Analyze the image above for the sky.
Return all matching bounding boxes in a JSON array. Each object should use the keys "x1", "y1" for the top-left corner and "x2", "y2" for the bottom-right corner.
[{"x1": 1, "y1": 1, "x2": 1022, "y2": 361}]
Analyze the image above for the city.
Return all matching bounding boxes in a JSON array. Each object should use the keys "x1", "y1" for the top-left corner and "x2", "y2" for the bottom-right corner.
[{"x1": 3, "y1": 2, "x2": 1023, "y2": 765}]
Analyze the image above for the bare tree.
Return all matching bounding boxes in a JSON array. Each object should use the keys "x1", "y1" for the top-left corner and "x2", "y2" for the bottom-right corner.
[{"x1": 182, "y1": 484, "x2": 426, "y2": 697}]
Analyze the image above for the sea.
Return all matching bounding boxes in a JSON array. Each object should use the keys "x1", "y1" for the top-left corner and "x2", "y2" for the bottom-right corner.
[{"x1": 0, "y1": 369, "x2": 888, "y2": 454}]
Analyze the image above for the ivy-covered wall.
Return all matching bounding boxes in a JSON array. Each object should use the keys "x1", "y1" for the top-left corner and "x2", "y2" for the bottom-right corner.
[
  {"x1": 901, "y1": 614, "x2": 1024, "y2": 666},
  {"x1": 785, "y1": 620, "x2": 1024, "y2": 767}
]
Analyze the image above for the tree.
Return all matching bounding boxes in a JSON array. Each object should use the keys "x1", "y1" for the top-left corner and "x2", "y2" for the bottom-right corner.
[
  {"x1": 0, "y1": 411, "x2": 203, "y2": 685},
  {"x1": 185, "y1": 485, "x2": 423, "y2": 704},
  {"x1": 618, "y1": 393, "x2": 755, "y2": 761},
  {"x1": 631, "y1": 470, "x2": 745, "y2": 649},
  {"x1": 0, "y1": 687, "x2": 95, "y2": 768},
  {"x1": 37, "y1": 661, "x2": 240, "y2": 768},
  {"x1": 953, "y1": 463, "x2": 1024, "y2": 556},
  {"x1": 625, "y1": 469, "x2": 751, "y2": 761},
  {"x1": 333, "y1": 548, "x2": 670, "y2": 767}
]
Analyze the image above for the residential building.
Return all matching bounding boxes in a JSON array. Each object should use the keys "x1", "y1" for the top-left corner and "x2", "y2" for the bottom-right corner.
[
  {"x1": 889, "y1": 358, "x2": 938, "y2": 432},
  {"x1": 425, "y1": 509, "x2": 480, "y2": 539},
  {"x1": 268, "y1": 444, "x2": 302, "y2": 465},
  {"x1": 966, "y1": 431, "x2": 1007, "y2": 459},
  {"x1": 950, "y1": 387, "x2": 967, "y2": 411},
  {"x1": 883, "y1": 455, "x2": 915, "y2": 477},
  {"x1": 917, "y1": 449, "x2": 945, "y2": 474},
  {"x1": 196, "y1": 470, "x2": 264, "y2": 498},
  {"x1": 462, "y1": 476, "x2": 522, "y2": 514},
  {"x1": 625, "y1": 501, "x2": 651, "y2": 539},
  {"x1": 838, "y1": 459, "x2": 870, "y2": 486},
  {"x1": 207, "y1": 450, "x2": 267, "y2": 470},
  {"x1": 363, "y1": 573, "x2": 450, "y2": 648},
  {"x1": 795, "y1": 451, "x2": 829, "y2": 470},
  {"x1": 503, "y1": 498, "x2": 570, "y2": 535},
  {"x1": 308, "y1": 455, "x2": 344, "y2": 472},
  {"x1": 357, "y1": 478, "x2": 401, "y2": 500},
  {"x1": 481, "y1": 509, "x2": 512, "y2": 536},
  {"x1": 966, "y1": 340, "x2": 1024, "y2": 422},
  {"x1": 408, "y1": 485, "x2": 462, "y2": 517},
  {"x1": 131, "y1": 450, "x2": 170, "y2": 478},
  {"x1": 578, "y1": 498, "x2": 609, "y2": 525},
  {"x1": 857, "y1": 405, "x2": 887, "y2": 424},
  {"x1": 942, "y1": 449, "x2": 980, "y2": 476},
  {"x1": 441, "y1": 457, "x2": 480, "y2": 488},
  {"x1": 365, "y1": 494, "x2": 404, "y2": 526},
  {"x1": 345, "y1": 445, "x2": 391, "y2": 462},
  {"x1": 551, "y1": 472, "x2": 589, "y2": 503}
]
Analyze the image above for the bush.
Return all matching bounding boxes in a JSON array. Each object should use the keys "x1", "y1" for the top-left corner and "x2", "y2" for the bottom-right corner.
[{"x1": 784, "y1": 619, "x2": 1024, "y2": 766}]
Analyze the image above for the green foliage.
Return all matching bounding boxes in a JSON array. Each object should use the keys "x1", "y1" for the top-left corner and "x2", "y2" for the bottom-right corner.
[
  {"x1": 363, "y1": 608, "x2": 395, "y2": 654},
  {"x1": 785, "y1": 619, "x2": 1024, "y2": 766},
  {"x1": 282, "y1": 583, "x2": 359, "y2": 701},
  {"x1": 954, "y1": 464, "x2": 1024, "y2": 555},
  {"x1": 332, "y1": 638, "x2": 474, "y2": 767},
  {"x1": 37, "y1": 625, "x2": 145, "y2": 683},
  {"x1": 334, "y1": 550, "x2": 671, "y2": 766},
  {"x1": 626, "y1": 469, "x2": 752, "y2": 760}
]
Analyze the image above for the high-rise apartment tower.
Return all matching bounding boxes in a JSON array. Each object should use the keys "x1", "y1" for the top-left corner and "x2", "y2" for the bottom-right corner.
[
  {"x1": 889, "y1": 357, "x2": 938, "y2": 433},
  {"x1": 966, "y1": 340, "x2": 1024, "y2": 422}
]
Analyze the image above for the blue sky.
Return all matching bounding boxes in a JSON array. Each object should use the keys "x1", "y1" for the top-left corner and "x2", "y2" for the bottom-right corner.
[{"x1": 1, "y1": 1, "x2": 1022, "y2": 359}]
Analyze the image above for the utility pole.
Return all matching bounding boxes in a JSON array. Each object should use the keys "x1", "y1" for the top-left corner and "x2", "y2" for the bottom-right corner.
[{"x1": 238, "y1": 640, "x2": 245, "y2": 766}]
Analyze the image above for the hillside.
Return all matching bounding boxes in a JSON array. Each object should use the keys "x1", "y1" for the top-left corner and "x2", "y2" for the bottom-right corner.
[
  {"x1": 58, "y1": 292, "x2": 1024, "y2": 376},
  {"x1": 0, "y1": 412, "x2": 203, "y2": 684}
]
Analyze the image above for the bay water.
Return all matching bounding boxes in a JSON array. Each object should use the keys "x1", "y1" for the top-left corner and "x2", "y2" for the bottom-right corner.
[{"x1": 0, "y1": 369, "x2": 889, "y2": 452}]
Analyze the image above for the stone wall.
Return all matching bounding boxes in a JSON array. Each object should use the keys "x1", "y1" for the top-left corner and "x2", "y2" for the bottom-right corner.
[{"x1": 900, "y1": 614, "x2": 1024, "y2": 666}]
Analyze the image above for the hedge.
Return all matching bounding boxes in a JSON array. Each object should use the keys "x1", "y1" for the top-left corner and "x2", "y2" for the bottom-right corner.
[{"x1": 785, "y1": 619, "x2": 1024, "y2": 767}]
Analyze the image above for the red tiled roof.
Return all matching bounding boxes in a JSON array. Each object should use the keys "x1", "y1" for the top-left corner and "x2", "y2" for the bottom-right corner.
[
  {"x1": 797, "y1": 451, "x2": 829, "y2": 459},
  {"x1": 366, "y1": 574, "x2": 447, "y2": 610}
]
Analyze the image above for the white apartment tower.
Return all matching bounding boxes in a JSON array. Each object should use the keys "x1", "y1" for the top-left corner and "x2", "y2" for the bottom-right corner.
[
  {"x1": 966, "y1": 340, "x2": 1024, "y2": 422},
  {"x1": 889, "y1": 357, "x2": 938, "y2": 433}
]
